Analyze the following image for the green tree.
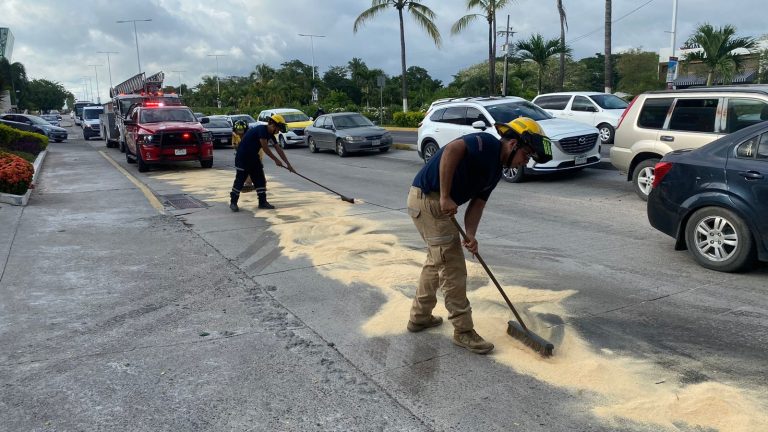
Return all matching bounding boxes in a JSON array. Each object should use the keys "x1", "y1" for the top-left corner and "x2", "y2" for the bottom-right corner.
[
  {"x1": 685, "y1": 23, "x2": 757, "y2": 85},
  {"x1": 24, "y1": 79, "x2": 72, "y2": 111},
  {"x1": 451, "y1": 0, "x2": 512, "y2": 96},
  {"x1": 615, "y1": 49, "x2": 663, "y2": 95},
  {"x1": 516, "y1": 34, "x2": 569, "y2": 94},
  {"x1": 0, "y1": 58, "x2": 28, "y2": 107},
  {"x1": 354, "y1": 0, "x2": 442, "y2": 112}
]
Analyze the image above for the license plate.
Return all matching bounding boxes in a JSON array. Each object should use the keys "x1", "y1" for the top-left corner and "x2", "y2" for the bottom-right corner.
[
  {"x1": 220, "y1": 138, "x2": 228, "y2": 143},
  {"x1": 372, "y1": 139, "x2": 380, "y2": 146},
  {"x1": 575, "y1": 155, "x2": 587, "y2": 165},
  {"x1": 175, "y1": 149, "x2": 187, "y2": 156}
]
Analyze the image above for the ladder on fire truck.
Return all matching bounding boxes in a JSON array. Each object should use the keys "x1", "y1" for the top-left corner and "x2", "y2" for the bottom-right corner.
[{"x1": 109, "y1": 71, "x2": 165, "y2": 98}]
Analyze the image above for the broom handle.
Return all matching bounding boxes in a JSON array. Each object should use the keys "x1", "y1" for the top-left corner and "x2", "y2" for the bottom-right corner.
[{"x1": 450, "y1": 217, "x2": 529, "y2": 331}]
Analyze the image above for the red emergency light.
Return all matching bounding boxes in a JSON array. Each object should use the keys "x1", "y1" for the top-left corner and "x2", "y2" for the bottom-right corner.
[{"x1": 182, "y1": 133, "x2": 191, "y2": 139}]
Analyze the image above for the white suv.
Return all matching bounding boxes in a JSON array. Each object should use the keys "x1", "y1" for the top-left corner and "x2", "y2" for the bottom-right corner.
[
  {"x1": 417, "y1": 97, "x2": 601, "y2": 182},
  {"x1": 532, "y1": 92, "x2": 629, "y2": 144}
]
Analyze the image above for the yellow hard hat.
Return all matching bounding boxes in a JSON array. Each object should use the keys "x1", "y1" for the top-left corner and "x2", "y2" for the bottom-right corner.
[
  {"x1": 494, "y1": 117, "x2": 552, "y2": 164},
  {"x1": 269, "y1": 114, "x2": 287, "y2": 133}
]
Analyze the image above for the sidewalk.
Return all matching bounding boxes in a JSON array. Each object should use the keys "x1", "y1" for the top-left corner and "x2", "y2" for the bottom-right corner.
[{"x1": 0, "y1": 141, "x2": 426, "y2": 431}]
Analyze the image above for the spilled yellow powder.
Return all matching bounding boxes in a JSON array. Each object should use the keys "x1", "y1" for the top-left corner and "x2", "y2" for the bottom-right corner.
[{"x1": 151, "y1": 168, "x2": 768, "y2": 432}]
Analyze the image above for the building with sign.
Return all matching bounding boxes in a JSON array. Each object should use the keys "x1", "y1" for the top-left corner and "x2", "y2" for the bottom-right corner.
[{"x1": 0, "y1": 27, "x2": 14, "y2": 61}]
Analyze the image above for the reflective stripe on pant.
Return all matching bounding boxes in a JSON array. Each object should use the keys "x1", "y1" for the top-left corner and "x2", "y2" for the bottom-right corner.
[{"x1": 407, "y1": 186, "x2": 473, "y2": 332}]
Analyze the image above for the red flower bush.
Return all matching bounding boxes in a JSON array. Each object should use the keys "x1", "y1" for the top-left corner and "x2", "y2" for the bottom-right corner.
[{"x1": 0, "y1": 151, "x2": 35, "y2": 195}]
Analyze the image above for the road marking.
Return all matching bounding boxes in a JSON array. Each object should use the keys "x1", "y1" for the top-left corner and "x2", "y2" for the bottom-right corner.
[{"x1": 98, "y1": 150, "x2": 165, "y2": 214}]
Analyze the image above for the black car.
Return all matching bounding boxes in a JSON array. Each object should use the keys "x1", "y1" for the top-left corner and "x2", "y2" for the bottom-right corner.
[
  {"x1": 200, "y1": 116, "x2": 232, "y2": 148},
  {"x1": 647, "y1": 121, "x2": 768, "y2": 272}
]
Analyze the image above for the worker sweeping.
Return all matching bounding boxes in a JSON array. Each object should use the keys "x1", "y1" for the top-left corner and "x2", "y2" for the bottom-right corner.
[
  {"x1": 406, "y1": 117, "x2": 552, "y2": 355},
  {"x1": 229, "y1": 114, "x2": 294, "y2": 211}
]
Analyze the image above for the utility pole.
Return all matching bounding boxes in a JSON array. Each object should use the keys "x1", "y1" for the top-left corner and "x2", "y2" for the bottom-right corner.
[
  {"x1": 97, "y1": 51, "x2": 119, "y2": 94},
  {"x1": 88, "y1": 64, "x2": 102, "y2": 104},
  {"x1": 498, "y1": 15, "x2": 515, "y2": 96},
  {"x1": 171, "y1": 70, "x2": 186, "y2": 96},
  {"x1": 667, "y1": 0, "x2": 679, "y2": 88},
  {"x1": 116, "y1": 19, "x2": 152, "y2": 74},
  {"x1": 207, "y1": 54, "x2": 227, "y2": 108}
]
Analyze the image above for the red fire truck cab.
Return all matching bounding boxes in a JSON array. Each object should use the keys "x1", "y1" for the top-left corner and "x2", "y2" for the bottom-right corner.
[{"x1": 124, "y1": 99, "x2": 214, "y2": 172}]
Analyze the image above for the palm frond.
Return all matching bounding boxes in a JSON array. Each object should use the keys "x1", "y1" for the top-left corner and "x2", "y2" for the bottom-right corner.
[
  {"x1": 353, "y1": 3, "x2": 392, "y2": 33},
  {"x1": 451, "y1": 14, "x2": 481, "y2": 34},
  {"x1": 410, "y1": 7, "x2": 442, "y2": 47}
]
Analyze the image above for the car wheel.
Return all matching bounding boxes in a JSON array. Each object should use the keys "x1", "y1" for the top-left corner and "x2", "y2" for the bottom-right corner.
[
  {"x1": 308, "y1": 136, "x2": 318, "y2": 153},
  {"x1": 597, "y1": 123, "x2": 614, "y2": 144},
  {"x1": 685, "y1": 207, "x2": 756, "y2": 272},
  {"x1": 279, "y1": 135, "x2": 287, "y2": 149},
  {"x1": 336, "y1": 139, "x2": 348, "y2": 158},
  {"x1": 83, "y1": 133, "x2": 89, "y2": 141},
  {"x1": 54, "y1": 139, "x2": 63, "y2": 143},
  {"x1": 200, "y1": 159, "x2": 213, "y2": 169},
  {"x1": 379, "y1": 147, "x2": 390, "y2": 153},
  {"x1": 502, "y1": 166, "x2": 525, "y2": 183},
  {"x1": 137, "y1": 149, "x2": 148, "y2": 172},
  {"x1": 119, "y1": 139, "x2": 126, "y2": 153},
  {"x1": 422, "y1": 141, "x2": 439, "y2": 163},
  {"x1": 126, "y1": 146, "x2": 136, "y2": 164},
  {"x1": 632, "y1": 158, "x2": 660, "y2": 201}
]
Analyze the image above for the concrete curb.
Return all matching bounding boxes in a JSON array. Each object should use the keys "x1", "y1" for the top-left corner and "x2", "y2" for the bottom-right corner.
[
  {"x1": 0, "y1": 150, "x2": 47, "y2": 206},
  {"x1": 384, "y1": 126, "x2": 418, "y2": 132}
]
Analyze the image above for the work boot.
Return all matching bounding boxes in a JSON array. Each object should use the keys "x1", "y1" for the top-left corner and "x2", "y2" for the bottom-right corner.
[
  {"x1": 453, "y1": 330, "x2": 494, "y2": 354},
  {"x1": 257, "y1": 193, "x2": 275, "y2": 209},
  {"x1": 229, "y1": 192, "x2": 239, "y2": 212},
  {"x1": 407, "y1": 315, "x2": 443, "y2": 333}
]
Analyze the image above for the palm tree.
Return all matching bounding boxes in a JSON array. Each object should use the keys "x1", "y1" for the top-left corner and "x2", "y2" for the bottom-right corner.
[
  {"x1": 556, "y1": 0, "x2": 567, "y2": 90},
  {"x1": 604, "y1": 0, "x2": 612, "y2": 93},
  {"x1": 451, "y1": 0, "x2": 512, "y2": 96},
  {"x1": 354, "y1": 0, "x2": 442, "y2": 112},
  {"x1": 685, "y1": 24, "x2": 757, "y2": 85},
  {"x1": 516, "y1": 34, "x2": 569, "y2": 94}
]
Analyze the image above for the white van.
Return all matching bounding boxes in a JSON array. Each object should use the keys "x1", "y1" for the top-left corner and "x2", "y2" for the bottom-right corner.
[
  {"x1": 81, "y1": 106, "x2": 104, "y2": 140},
  {"x1": 532, "y1": 92, "x2": 629, "y2": 144}
]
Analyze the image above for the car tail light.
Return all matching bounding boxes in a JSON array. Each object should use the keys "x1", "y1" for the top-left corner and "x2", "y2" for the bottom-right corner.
[
  {"x1": 616, "y1": 95, "x2": 638, "y2": 130},
  {"x1": 652, "y1": 161, "x2": 673, "y2": 189}
]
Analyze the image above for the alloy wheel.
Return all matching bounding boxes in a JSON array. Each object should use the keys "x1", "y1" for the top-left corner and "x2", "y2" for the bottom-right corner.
[{"x1": 693, "y1": 216, "x2": 739, "y2": 262}]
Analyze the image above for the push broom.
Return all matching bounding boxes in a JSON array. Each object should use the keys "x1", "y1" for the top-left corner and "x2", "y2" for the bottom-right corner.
[{"x1": 451, "y1": 217, "x2": 554, "y2": 357}]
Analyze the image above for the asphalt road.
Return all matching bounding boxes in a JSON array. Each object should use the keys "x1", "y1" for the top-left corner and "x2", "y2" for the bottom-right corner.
[{"x1": 3, "y1": 122, "x2": 767, "y2": 431}]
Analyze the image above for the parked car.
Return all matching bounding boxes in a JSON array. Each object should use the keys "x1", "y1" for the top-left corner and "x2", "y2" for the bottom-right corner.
[
  {"x1": 532, "y1": 91, "x2": 628, "y2": 144},
  {"x1": 611, "y1": 85, "x2": 768, "y2": 200},
  {"x1": 0, "y1": 113, "x2": 68, "y2": 142},
  {"x1": 228, "y1": 114, "x2": 258, "y2": 130},
  {"x1": 201, "y1": 115, "x2": 233, "y2": 147},
  {"x1": 193, "y1": 112, "x2": 204, "y2": 121},
  {"x1": 647, "y1": 121, "x2": 768, "y2": 272},
  {"x1": 304, "y1": 112, "x2": 392, "y2": 157},
  {"x1": 81, "y1": 105, "x2": 104, "y2": 140},
  {"x1": 418, "y1": 96, "x2": 600, "y2": 182},
  {"x1": 39, "y1": 114, "x2": 61, "y2": 127},
  {"x1": 255, "y1": 108, "x2": 313, "y2": 148},
  {"x1": 123, "y1": 101, "x2": 213, "y2": 172},
  {"x1": 0, "y1": 118, "x2": 48, "y2": 136}
]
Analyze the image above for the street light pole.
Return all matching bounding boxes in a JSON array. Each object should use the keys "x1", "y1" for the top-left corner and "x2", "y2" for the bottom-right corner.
[
  {"x1": 116, "y1": 19, "x2": 152, "y2": 74},
  {"x1": 88, "y1": 64, "x2": 102, "y2": 104},
  {"x1": 298, "y1": 33, "x2": 326, "y2": 82},
  {"x1": 171, "y1": 70, "x2": 186, "y2": 96},
  {"x1": 207, "y1": 54, "x2": 227, "y2": 108},
  {"x1": 97, "y1": 51, "x2": 119, "y2": 93},
  {"x1": 82, "y1": 77, "x2": 92, "y2": 101}
]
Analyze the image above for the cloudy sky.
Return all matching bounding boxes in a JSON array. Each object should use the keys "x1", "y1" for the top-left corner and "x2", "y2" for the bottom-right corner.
[{"x1": 2, "y1": 0, "x2": 764, "y2": 103}]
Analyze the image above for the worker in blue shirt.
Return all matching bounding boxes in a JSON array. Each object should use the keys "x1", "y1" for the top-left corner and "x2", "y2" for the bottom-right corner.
[{"x1": 406, "y1": 117, "x2": 552, "y2": 354}]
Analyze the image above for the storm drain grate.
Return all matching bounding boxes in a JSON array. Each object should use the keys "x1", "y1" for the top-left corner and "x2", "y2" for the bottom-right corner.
[{"x1": 162, "y1": 194, "x2": 208, "y2": 209}]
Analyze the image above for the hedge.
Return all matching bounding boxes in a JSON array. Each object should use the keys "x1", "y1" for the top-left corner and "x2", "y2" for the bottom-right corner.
[
  {"x1": 392, "y1": 111, "x2": 425, "y2": 128},
  {"x1": 0, "y1": 151, "x2": 35, "y2": 195},
  {"x1": 0, "y1": 123, "x2": 49, "y2": 156}
]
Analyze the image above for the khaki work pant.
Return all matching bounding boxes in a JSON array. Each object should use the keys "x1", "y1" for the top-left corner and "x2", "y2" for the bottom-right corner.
[{"x1": 407, "y1": 186, "x2": 474, "y2": 332}]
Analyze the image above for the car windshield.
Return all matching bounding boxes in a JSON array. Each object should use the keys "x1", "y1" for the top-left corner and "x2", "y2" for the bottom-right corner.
[
  {"x1": 28, "y1": 116, "x2": 53, "y2": 125},
  {"x1": 333, "y1": 114, "x2": 373, "y2": 129},
  {"x1": 589, "y1": 94, "x2": 629, "y2": 109},
  {"x1": 205, "y1": 119, "x2": 231, "y2": 128},
  {"x1": 83, "y1": 108, "x2": 103, "y2": 120},
  {"x1": 41, "y1": 115, "x2": 57, "y2": 121},
  {"x1": 485, "y1": 101, "x2": 552, "y2": 123},
  {"x1": 231, "y1": 115, "x2": 256, "y2": 123},
  {"x1": 281, "y1": 112, "x2": 310, "y2": 122},
  {"x1": 141, "y1": 108, "x2": 196, "y2": 123}
]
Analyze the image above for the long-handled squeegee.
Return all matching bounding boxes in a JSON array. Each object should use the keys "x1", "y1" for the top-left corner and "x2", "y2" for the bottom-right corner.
[
  {"x1": 451, "y1": 217, "x2": 554, "y2": 357},
  {"x1": 282, "y1": 167, "x2": 355, "y2": 203}
]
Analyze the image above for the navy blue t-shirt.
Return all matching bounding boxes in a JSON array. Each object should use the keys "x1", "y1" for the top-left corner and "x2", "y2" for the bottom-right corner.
[
  {"x1": 235, "y1": 125, "x2": 271, "y2": 165},
  {"x1": 412, "y1": 132, "x2": 503, "y2": 205}
]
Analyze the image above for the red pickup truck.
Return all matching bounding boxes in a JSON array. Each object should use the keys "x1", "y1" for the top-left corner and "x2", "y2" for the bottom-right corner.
[{"x1": 124, "y1": 101, "x2": 214, "y2": 172}]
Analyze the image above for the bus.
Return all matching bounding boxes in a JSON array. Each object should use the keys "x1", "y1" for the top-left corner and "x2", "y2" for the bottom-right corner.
[{"x1": 73, "y1": 101, "x2": 93, "y2": 126}]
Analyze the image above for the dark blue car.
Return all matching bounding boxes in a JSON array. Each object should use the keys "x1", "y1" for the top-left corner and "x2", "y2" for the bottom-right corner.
[{"x1": 647, "y1": 121, "x2": 768, "y2": 272}]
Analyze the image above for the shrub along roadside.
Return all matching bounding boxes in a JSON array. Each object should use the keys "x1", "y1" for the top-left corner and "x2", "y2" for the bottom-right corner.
[
  {"x1": 392, "y1": 111, "x2": 425, "y2": 128},
  {"x1": 0, "y1": 123, "x2": 49, "y2": 157},
  {"x1": 0, "y1": 151, "x2": 35, "y2": 195}
]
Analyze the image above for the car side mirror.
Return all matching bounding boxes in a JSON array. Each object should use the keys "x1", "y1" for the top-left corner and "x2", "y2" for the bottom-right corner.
[
  {"x1": 201, "y1": 117, "x2": 210, "y2": 124},
  {"x1": 471, "y1": 120, "x2": 487, "y2": 130}
]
